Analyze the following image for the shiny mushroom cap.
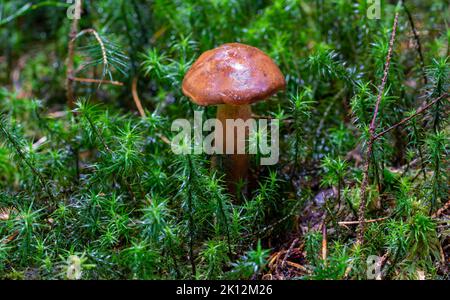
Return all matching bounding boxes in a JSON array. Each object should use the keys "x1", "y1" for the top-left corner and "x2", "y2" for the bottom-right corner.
[{"x1": 182, "y1": 43, "x2": 285, "y2": 106}]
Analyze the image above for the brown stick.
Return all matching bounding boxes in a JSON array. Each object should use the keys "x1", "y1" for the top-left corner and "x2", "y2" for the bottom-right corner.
[
  {"x1": 339, "y1": 216, "x2": 388, "y2": 226},
  {"x1": 132, "y1": 77, "x2": 146, "y2": 117},
  {"x1": 357, "y1": 11, "x2": 400, "y2": 246},
  {"x1": 285, "y1": 261, "x2": 308, "y2": 272},
  {"x1": 69, "y1": 77, "x2": 124, "y2": 86},
  {"x1": 373, "y1": 93, "x2": 448, "y2": 140}
]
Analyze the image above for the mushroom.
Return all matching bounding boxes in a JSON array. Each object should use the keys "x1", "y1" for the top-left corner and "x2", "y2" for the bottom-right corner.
[{"x1": 182, "y1": 43, "x2": 285, "y2": 194}]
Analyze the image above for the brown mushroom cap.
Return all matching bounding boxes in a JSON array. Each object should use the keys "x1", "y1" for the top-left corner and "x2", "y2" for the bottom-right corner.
[{"x1": 182, "y1": 43, "x2": 285, "y2": 106}]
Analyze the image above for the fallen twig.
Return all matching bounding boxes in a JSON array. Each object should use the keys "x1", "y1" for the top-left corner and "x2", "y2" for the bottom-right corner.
[
  {"x1": 432, "y1": 200, "x2": 450, "y2": 219},
  {"x1": 281, "y1": 238, "x2": 299, "y2": 268},
  {"x1": 285, "y1": 261, "x2": 308, "y2": 272},
  {"x1": 339, "y1": 216, "x2": 388, "y2": 226}
]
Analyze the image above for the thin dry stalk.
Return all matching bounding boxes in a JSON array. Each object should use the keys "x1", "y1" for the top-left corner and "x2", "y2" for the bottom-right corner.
[
  {"x1": 339, "y1": 216, "x2": 388, "y2": 226},
  {"x1": 357, "y1": 11, "x2": 400, "y2": 245},
  {"x1": 373, "y1": 93, "x2": 448, "y2": 140},
  {"x1": 132, "y1": 77, "x2": 146, "y2": 117}
]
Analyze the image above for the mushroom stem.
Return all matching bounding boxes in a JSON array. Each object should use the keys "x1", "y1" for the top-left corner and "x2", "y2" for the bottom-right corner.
[{"x1": 216, "y1": 104, "x2": 252, "y2": 195}]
